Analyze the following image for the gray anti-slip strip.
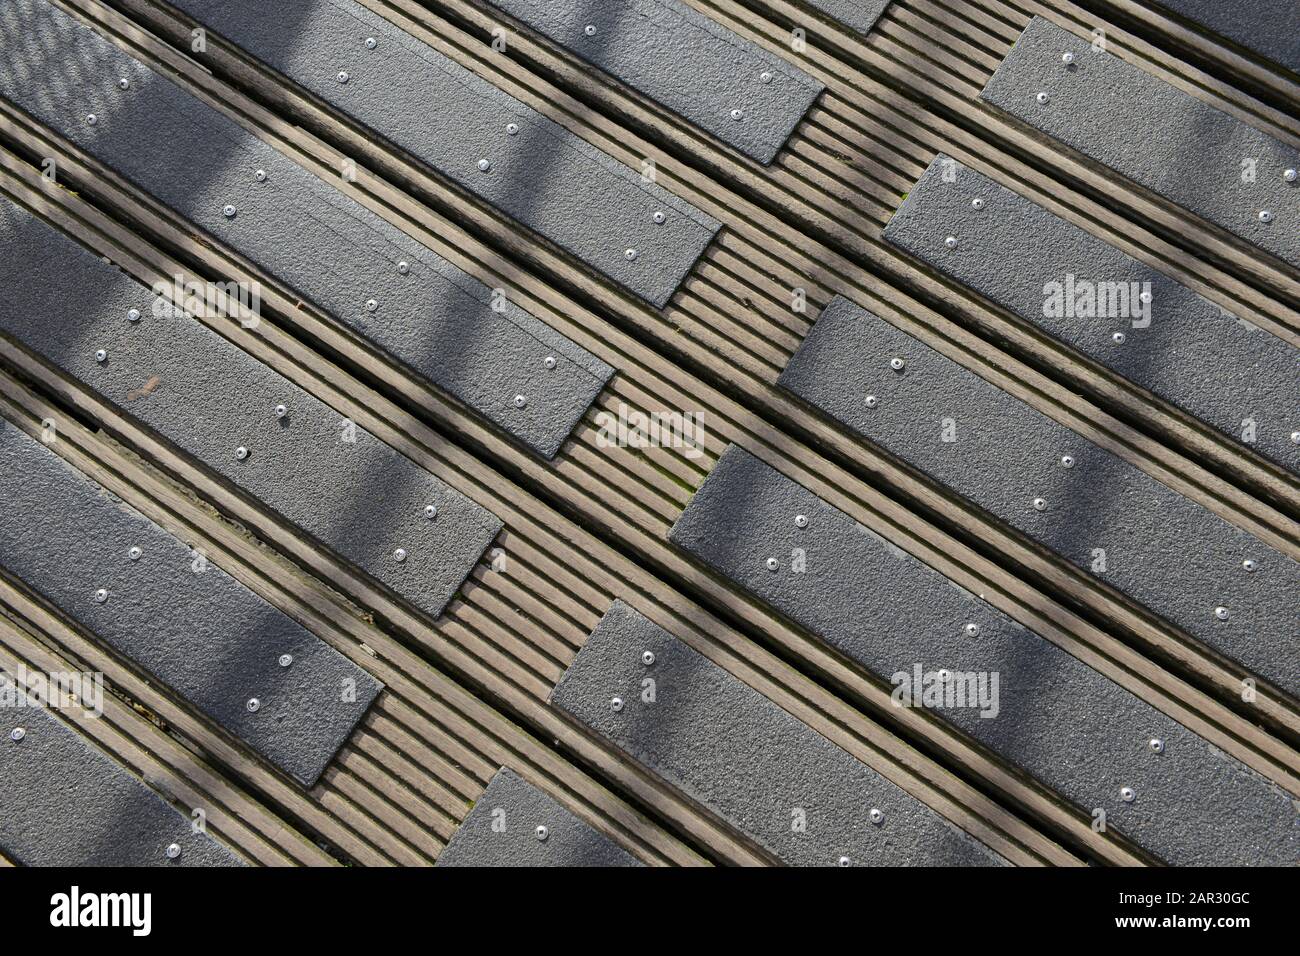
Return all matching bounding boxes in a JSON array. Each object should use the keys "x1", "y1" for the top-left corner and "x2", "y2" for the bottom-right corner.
[
  {"x1": 884, "y1": 154, "x2": 1300, "y2": 474},
  {"x1": 669, "y1": 446, "x2": 1300, "y2": 865},
  {"x1": 801, "y1": 0, "x2": 894, "y2": 38},
  {"x1": 1150, "y1": 0, "x2": 1300, "y2": 75},
  {"x1": 0, "y1": 0, "x2": 613, "y2": 459},
  {"x1": 982, "y1": 18, "x2": 1300, "y2": 271},
  {"x1": 481, "y1": 0, "x2": 824, "y2": 165},
  {"x1": 166, "y1": 0, "x2": 720, "y2": 309},
  {"x1": 780, "y1": 296, "x2": 1300, "y2": 698},
  {"x1": 552, "y1": 600, "x2": 1006, "y2": 866},
  {"x1": 436, "y1": 768, "x2": 642, "y2": 867},
  {"x1": 0, "y1": 196, "x2": 502, "y2": 624},
  {"x1": 0, "y1": 421, "x2": 384, "y2": 787},
  {"x1": 0, "y1": 685, "x2": 245, "y2": 866}
]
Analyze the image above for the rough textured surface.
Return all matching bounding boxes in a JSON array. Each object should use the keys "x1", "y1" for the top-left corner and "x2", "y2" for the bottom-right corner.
[
  {"x1": 553, "y1": 600, "x2": 1006, "y2": 866},
  {"x1": 168, "y1": 0, "x2": 719, "y2": 308},
  {"x1": 802, "y1": 0, "x2": 893, "y2": 37},
  {"x1": 0, "y1": 420, "x2": 384, "y2": 788},
  {"x1": 0, "y1": 0, "x2": 612, "y2": 459},
  {"x1": 1152, "y1": 0, "x2": 1300, "y2": 74},
  {"x1": 436, "y1": 767, "x2": 640, "y2": 867},
  {"x1": 982, "y1": 18, "x2": 1300, "y2": 270},
  {"x1": 0, "y1": 195, "x2": 501, "y2": 622},
  {"x1": 780, "y1": 296, "x2": 1300, "y2": 697},
  {"x1": 670, "y1": 447, "x2": 1300, "y2": 865},
  {"x1": 0, "y1": 685, "x2": 244, "y2": 866},
  {"x1": 482, "y1": 0, "x2": 824, "y2": 165},
  {"x1": 884, "y1": 154, "x2": 1299, "y2": 474}
]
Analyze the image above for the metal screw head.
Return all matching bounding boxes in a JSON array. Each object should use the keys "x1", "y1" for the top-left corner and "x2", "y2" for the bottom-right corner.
[
  {"x1": 165, "y1": 843, "x2": 181, "y2": 860},
  {"x1": 278, "y1": 654, "x2": 293, "y2": 668},
  {"x1": 624, "y1": 248, "x2": 638, "y2": 261},
  {"x1": 794, "y1": 514, "x2": 808, "y2": 528},
  {"x1": 513, "y1": 394, "x2": 527, "y2": 409},
  {"x1": 274, "y1": 404, "x2": 288, "y2": 419},
  {"x1": 1032, "y1": 497, "x2": 1048, "y2": 512},
  {"x1": 10, "y1": 727, "x2": 25, "y2": 742},
  {"x1": 1291, "y1": 431, "x2": 1300, "y2": 445},
  {"x1": 730, "y1": 109, "x2": 744, "y2": 121},
  {"x1": 128, "y1": 546, "x2": 142, "y2": 561},
  {"x1": 127, "y1": 308, "x2": 141, "y2": 323},
  {"x1": 1061, "y1": 51, "x2": 1075, "y2": 65},
  {"x1": 506, "y1": 122, "x2": 519, "y2": 135},
  {"x1": 235, "y1": 446, "x2": 249, "y2": 460},
  {"x1": 424, "y1": 504, "x2": 438, "y2": 519},
  {"x1": 1242, "y1": 558, "x2": 1258, "y2": 572},
  {"x1": 1148, "y1": 738, "x2": 1164, "y2": 754},
  {"x1": 1036, "y1": 91, "x2": 1050, "y2": 104},
  {"x1": 1258, "y1": 209, "x2": 1273, "y2": 223},
  {"x1": 397, "y1": 261, "x2": 410, "y2": 275},
  {"x1": 222, "y1": 204, "x2": 236, "y2": 219},
  {"x1": 610, "y1": 696, "x2": 624, "y2": 712},
  {"x1": 94, "y1": 588, "x2": 108, "y2": 604},
  {"x1": 246, "y1": 698, "x2": 260, "y2": 713},
  {"x1": 543, "y1": 356, "x2": 557, "y2": 370},
  {"x1": 760, "y1": 71, "x2": 773, "y2": 84},
  {"x1": 1214, "y1": 606, "x2": 1229, "y2": 620},
  {"x1": 365, "y1": 298, "x2": 378, "y2": 312},
  {"x1": 584, "y1": 24, "x2": 596, "y2": 36},
  {"x1": 971, "y1": 197, "x2": 985, "y2": 210},
  {"x1": 641, "y1": 650, "x2": 656, "y2": 666},
  {"x1": 653, "y1": 211, "x2": 666, "y2": 224},
  {"x1": 964, "y1": 623, "x2": 980, "y2": 637},
  {"x1": 1139, "y1": 290, "x2": 1152, "y2": 304},
  {"x1": 478, "y1": 159, "x2": 491, "y2": 172},
  {"x1": 535, "y1": 825, "x2": 549, "y2": 841},
  {"x1": 838, "y1": 856, "x2": 850, "y2": 867},
  {"x1": 1119, "y1": 787, "x2": 1135, "y2": 803},
  {"x1": 118, "y1": 77, "x2": 130, "y2": 90},
  {"x1": 869, "y1": 808, "x2": 884, "y2": 825},
  {"x1": 365, "y1": 36, "x2": 377, "y2": 49},
  {"x1": 95, "y1": 349, "x2": 107, "y2": 363},
  {"x1": 255, "y1": 169, "x2": 267, "y2": 182},
  {"x1": 1112, "y1": 331, "x2": 1127, "y2": 344},
  {"x1": 1060, "y1": 454, "x2": 1075, "y2": 468},
  {"x1": 864, "y1": 394, "x2": 879, "y2": 408},
  {"x1": 1285, "y1": 168, "x2": 1298, "y2": 183},
  {"x1": 890, "y1": 356, "x2": 905, "y2": 371},
  {"x1": 394, "y1": 548, "x2": 407, "y2": 563},
  {"x1": 944, "y1": 235, "x2": 958, "y2": 249},
  {"x1": 86, "y1": 113, "x2": 98, "y2": 125},
  {"x1": 337, "y1": 71, "x2": 350, "y2": 84},
  {"x1": 765, "y1": 557, "x2": 779, "y2": 571}
]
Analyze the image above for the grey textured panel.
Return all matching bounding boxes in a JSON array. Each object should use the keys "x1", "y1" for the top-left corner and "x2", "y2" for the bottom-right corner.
[
  {"x1": 482, "y1": 0, "x2": 824, "y2": 165},
  {"x1": 1152, "y1": 0, "x2": 1300, "y2": 74},
  {"x1": 884, "y1": 154, "x2": 1300, "y2": 474},
  {"x1": 552, "y1": 600, "x2": 1005, "y2": 866},
  {"x1": 802, "y1": 0, "x2": 893, "y2": 37},
  {"x1": 0, "y1": 421, "x2": 384, "y2": 786},
  {"x1": 981, "y1": 18, "x2": 1300, "y2": 270},
  {"x1": 0, "y1": 685, "x2": 243, "y2": 866},
  {"x1": 437, "y1": 768, "x2": 641, "y2": 867},
  {"x1": 167, "y1": 0, "x2": 719, "y2": 309},
  {"x1": 780, "y1": 296, "x2": 1300, "y2": 697},
  {"x1": 0, "y1": 196, "x2": 501, "y2": 622},
  {"x1": 669, "y1": 447, "x2": 1300, "y2": 864},
  {"x1": 0, "y1": 0, "x2": 613, "y2": 459}
]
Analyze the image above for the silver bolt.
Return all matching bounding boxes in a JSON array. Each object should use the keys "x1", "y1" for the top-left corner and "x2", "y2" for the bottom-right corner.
[
  {"x1": 1284, "y1": 169, "x2": 1298, "y2": 183},
  {"x1": 1060, "y1": 454, "x2": 1075, "y2": 468},
  {"x1": 1291, "y1": 431, "x2": 1300, "y2": 445},
  {"x1": 222, "y1": 204, "x2": 236, "y2": 219},
  {"x1": 478, "y1": 159, "x2": 491, "y2": 172},
  {"x1": 1111, "y1": 331, "x2": 1126, "y2": 344},
  {"x1": 424, "y1": 504, "x2": 438, "y2": 519},
  {"x1": 760, "y1": 71, "x2": 773, "y2": 84},
  {"x1": 610, "y1": 696, "x2": 624, "y2": 712},
  {"x1": 838, "y1": 856, "x2": 851, "y2": 867},
  {"x1": 971, "y1": 197, "x2": 984, "y2": 210},
  {"x1": 1242, "y1": 559, "x2": 1257, "y2": 572},
  {"x1": 255, "y1": 169, "x2": 267, "y2": 182},
  {"x1": 535, "y1": 825, "x2": 549, "y2": 841},
  {"x1": 543, "y1": 356, "x2": 557, "y2": 370},
  {"x1": 1139, "y1": 291, "x2": 1152, "y2": 304},
  {"x1": 1032, "y1": 497, "x2": 1048, "y2": 512},
  {"x1": 165, "y1": 843, "x2": 181, "y2": 860},
  {"x1": 765, "y1": 557, "x2": 779, "y2": 571},
  {"x1": 653, "y1": 211, "x2": 666, "y2": 224},
  {"x1": 1061, "y1": 51, "x2": 1075, "y2": 65},
  {"x1": 119, "y1": 77, "x2": 130, "y2": 90},
  {"x1": 1258, "y1": 209, "x2": 1273, "y2": 223},
  {"x1": 235, "y1": 446, "x2": 249, "y2": 460},
  {"x1": 1120, "y1": 787, "x2": 1135, "y2": 803},
  {"x1": 506, "y1": 122, "x2": 519, "y2": 135},
  {"x1": 10, "y1": 727, "x2": 25, "y2": 742},
  {"x1": 279, "y1": 654, "x2": 293, "y2": 668},
  {"x1": 275, "y1": 404, "x2": 287, "y2": 419},
  {"x1": 641, "y1": 650, "x2": 655, "y2": 666},
  {"x1": 397, "y1": 261, "x2": 410, "y2": 275},
  {"x1": 584, "y1": 24, "x2": 596, "y2": 36},
  {"x1": 624, "y1": 248, "x2": 638, "y2": 261},
  {"x1": 869, "y1": 808, "x2": 884, "y2": 825},
  {"x1": 730, "y1": 109, "x2": 743, "y2": 121},
  {"x1": 864, "y1": 395, "x2": 879, "y2": 408},
  {"x1": 95, "y1": 349, "x2": 107, "y2": 363},
  {"x1": 1214, "y1": 606, "x2": 1229, "y2": 620},
  {"x1": 365, "y1": 37, "x2": 377, "y2": 49},
  {"x1": 246, "y1": 698, "x2": 260, "y2": 713},
  {"x1": 964, "y1": 623, "x2": 980, "y2": 637},
  {"x1": 513, "y1": 394, "x2": 527, "y2": 409},
  {"x1": 794, "y1": 514, "x2": 808, "y2": 528},
  {"x1": 890, "y1": 357, "x2": 905, "y2": 371},
  {"x1": 365, "y1": 298, "x2": 378, "y2": 312},
  {"x1": 337, "y1": 71, "x2": 350, "y2": 84},
  {"x1": 127, "y1": 308, "x2": 141, "y2": 323},
  {"x1": 94, "y1": 588, "x2": 108, "y2": 604},
  {"x1": 128, "y1": 546, "x2": 142, "y2": 561},
  {"x1": 86, "y1": 114, "x2": 97, "y2": 125},
  {"x1": 1036, "y1": 91, "x2": 1050, "y2": 104},
  {"x1": 944, "y1": 236, "x2": 958, "y2": 249},
  {"x1": 1148, "y1": 738, "x2": 1164, "y2": 754},
  {"x1": 937, "y1": 669, "x2": 951, "y2": 682},
  {"x1": 394, "y1": 548, "x2": 407, "y2": 563}
]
